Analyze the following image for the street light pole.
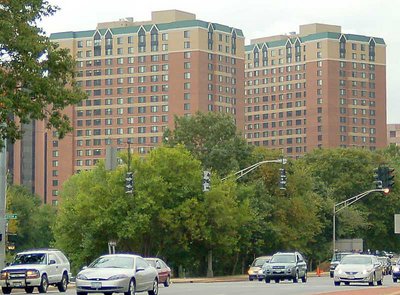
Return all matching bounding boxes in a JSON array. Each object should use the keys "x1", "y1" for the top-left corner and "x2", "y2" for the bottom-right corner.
[
  {"x1": 221, "y1": 158, "x2": 287, "y2": 181},
  {"x1": 0, "y1": 140, "x2": 7, "y2": 269},
  {"x1": 332, "y1": 188, "x2": 388, "y2": 253},
  {"x1": 127, "y1": 139, "x2": 131, "y2": 172}
]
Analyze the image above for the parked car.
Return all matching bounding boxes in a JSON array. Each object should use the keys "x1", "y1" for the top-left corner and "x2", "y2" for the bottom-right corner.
[
  {"x1": 392, "y1": 258, "x2": 400, "y2": 282},
  {"x1": 145, "y1": 258, "x2": 171, "y2": 287},
  {"x1": 76, "y1": 254, "x2": 158, "y2": 295},
  {"x1": 329, "y1": 252, "x2": 352, "y2": 278},
  {"x1": 333, "y1": 254, "x2": 383, "y2": 286},
  {"x1": 0, "y1": 248, "x2": 71, "y2": 294},
  {"x1": 378, "y1": 256, "x2": 391, "y2": 275},
  {"x1": 247, "y1": 256, "x2": 272, "y2": 281},
  {"x1": 262, "y1": 252, "x2": 307, "y2": 283}
]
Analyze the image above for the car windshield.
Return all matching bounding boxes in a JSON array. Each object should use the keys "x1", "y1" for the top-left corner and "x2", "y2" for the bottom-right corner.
[
  {"x1": 12, "y1": 253, "x2": 46, "y2": 265},
  {"x1": 331, "y1": 253, "x2": 349, "y2": 262},
  {"x1": 146, "y1": 260, "x2": 156, "y2": 267},
  {"x1": 89, "y1": 256, "x2": 134, "y2": 269},
  {"x1": 270, "y1": 254, "x2": 295, "y2": 263},
  {"x1": 252, "y1": 258, "x2": 269, "y2": 267},
  {"x1": 341, "y1": 256, "x2": 372, "y2": 265}
]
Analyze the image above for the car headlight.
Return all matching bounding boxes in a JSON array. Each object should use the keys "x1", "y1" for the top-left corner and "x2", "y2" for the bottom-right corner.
[
  {"x1": 76, "y1": 273, "x2": 88, "y2": 280},
  {"x1": 26, "y1": 270, "x2": 40, "y2": 279},
  {"x1": 258, "y1": 270, "x2": 264, "y2": 274},
  {"x1": 361, "y1": 268, "x2": 372, "y2": 275},
  {"x1": 0, "y1": 271, "x2": 9, "y2": 280},
  {"x1": 336, "y1": 269, "x2": 344, "y2": 275},
  {"x1": 108, "y1": 274, "x2": 128, "y2": 280},
  {"x1": 393, "y1": 266, "x2": 399, "y2": 272}
]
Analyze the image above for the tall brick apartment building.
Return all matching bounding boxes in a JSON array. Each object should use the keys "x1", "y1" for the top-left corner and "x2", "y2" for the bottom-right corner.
[
  {"x1": 9, "y1": 15, "x2": 387, "y2": 204},
  {"x1": 244, "y1": 23, "x2": 386, "y2": 158},
  {"x1": 10, "y1": 10, "x2": 245, "y2": 204}
]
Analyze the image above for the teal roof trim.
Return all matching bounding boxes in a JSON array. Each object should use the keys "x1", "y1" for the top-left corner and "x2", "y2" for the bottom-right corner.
[
  {"x1": 50, "y1": 19, "x2": 243, "y2": 40},
  {"x1": 245, "y1": 31, "x2": 385, "y2": 52},
  {"x1": 374, "y1": 37, "x2": 385, "y2": 45},
  {"x1": 110, "y1": 26, "x2": 139, "y2": 35},
  {"x1": 50, "y1": 30, "x2": 95, "y2": 39}
]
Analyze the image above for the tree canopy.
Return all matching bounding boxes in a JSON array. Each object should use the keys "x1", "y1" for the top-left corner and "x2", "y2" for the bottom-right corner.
[
  {"x1": 0, "y1": 0, "x2": 86, "y2": 146},
  {"x1": 164, "y1": 112, "x2": 253, "y2": 176}
]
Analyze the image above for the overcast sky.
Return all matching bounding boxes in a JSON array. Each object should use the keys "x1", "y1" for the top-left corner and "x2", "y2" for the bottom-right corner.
[{"x1": 40, "y1": 0, "x2": 399, "y2": 123}]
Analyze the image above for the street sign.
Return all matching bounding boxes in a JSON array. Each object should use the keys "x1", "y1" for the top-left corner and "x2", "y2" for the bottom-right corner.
[
  {"x1": 5, "y1": 214, "x2": 17, "y2": 220},
  {"x1": 395, "y1": 214, "x2": 400, "y2": 234}
]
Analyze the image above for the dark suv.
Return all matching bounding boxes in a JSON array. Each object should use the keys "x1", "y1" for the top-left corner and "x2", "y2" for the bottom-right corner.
[{"x1": 262, "y1": 252, "x2": 307, "y2": 283}]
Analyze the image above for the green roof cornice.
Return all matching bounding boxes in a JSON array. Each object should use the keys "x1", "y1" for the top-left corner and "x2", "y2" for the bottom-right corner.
[
  {"x1": 245, "y1": 31, "x2": 385, "y2": 52},
  {"x1": 50, "y1": 19, "x2": 244, "y2": 40}
]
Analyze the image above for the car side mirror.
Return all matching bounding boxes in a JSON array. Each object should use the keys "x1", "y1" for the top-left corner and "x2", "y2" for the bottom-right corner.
[
  {"x1": 5, "y1": 262, "x2": 10, "y2": 267},
  {"x1": 49, "y1": 259, "x2": 56, "y2": 265},
  {"x1": 157, "y1": 266, "x2": 161, "y2": 269},
  {"x1": 82, "y1": 266, "x2": 88, "y2": 270}
]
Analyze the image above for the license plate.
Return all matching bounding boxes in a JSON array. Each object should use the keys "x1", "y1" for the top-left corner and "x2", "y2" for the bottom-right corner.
[
  {"x1": 347, "y1": 276, "x2": 354, "y2": 279},
  {"x1": 91, "y1": 282, "x2": 102, "y2": 289},
  {"x1": 14, "y1": 282, "x2": 22, "y2": 287}
]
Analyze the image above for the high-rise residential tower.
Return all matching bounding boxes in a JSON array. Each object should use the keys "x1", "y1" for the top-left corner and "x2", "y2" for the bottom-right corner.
[
  {"x1": 244, "y1": 24, "x2": 386, "y2": 157},
  {"x1": 11, "y1": 10, "x2": 245, "y2": 204}
]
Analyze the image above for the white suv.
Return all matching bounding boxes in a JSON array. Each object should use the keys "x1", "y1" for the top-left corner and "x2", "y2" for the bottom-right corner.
[{"x1": 0, "y1": 249, "x2": 71, "y2": 294}]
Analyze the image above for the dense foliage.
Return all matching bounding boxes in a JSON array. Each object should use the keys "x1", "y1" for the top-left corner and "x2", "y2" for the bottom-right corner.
[
  {"x1": 50, "y1": 113, "x2": 400, "y2": 276},
  {"x1": 6, "y1": 185, "x2": 56, "y2": 253},
  {"x1": 0, "y1": 0, "x2": 86, "y2": 147}
]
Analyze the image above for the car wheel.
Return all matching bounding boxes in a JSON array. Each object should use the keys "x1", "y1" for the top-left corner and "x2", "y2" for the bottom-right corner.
[
  {"x1": 293, "y1": 271, "x2": 299, "y2": 283},
  {"x1": 334, "y1": 281, "x2": 340, "y2": 286},
  {"x1": 58, "y1": 273, "x2": 68, "y2": 292},
  {"x1": 344, "y1": 282, "x2": 350, "y2": 286},
  {"x1": 249, "y1": 277, "x2": 253, "y2": 281},
  {"x1": 330, "y1": 272, "x2": 334, "y2": 278},
  {"x1": 164, "y1": 275, "x2": 171, "y2": 287},
  {"x1": 2, "y1": 287, "x2": 12, "y2": 294},
  {"x1": 369, "y1": 273, "x2": 376, "y2": 286},
  {"x1": 377, "y1": 275, "x2": 383, "y2": 286},
  {"x1": 148, "y1": 278, "x2": 158, "y2": 295},
  {"x1": 393, "y1": 278, "x2": 398, "y2": 283},
  {"x1": 258, "y1": 278, "x2": 263, "y2": 282},
  {"x1": 274, "y1": 279, "x2": 280, "y2": 283},
  {"x1": 265, "y1": 278, "x2": 270, "y2": 283},
  {"x1": 124, "y1": 279, "x2": 136, "y2": 295},
  {"x1": 38, "y1": 274, "x2": 49, "y2": 293},
  {"x1": 301, "y1": 271, "x2": 307, "y2": 283},
  {"x1": 25, "y1": 287, "x2": 35, "y2": 293},
  {"x1": 104, "y1": 293, "x2": 113, "y2": 295}
]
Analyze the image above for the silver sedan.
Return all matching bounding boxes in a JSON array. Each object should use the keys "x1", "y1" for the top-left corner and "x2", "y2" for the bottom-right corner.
[
  {"x1": 76, "y1": 254, "x2": 159, "y2": 295},
  {"x1": 333, "y1": 254, "x2": 383, "y2": 286}
]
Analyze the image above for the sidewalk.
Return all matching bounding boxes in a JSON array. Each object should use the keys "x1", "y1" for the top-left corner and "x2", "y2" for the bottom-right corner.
[{"x1": 172, "y1": 272, "x2": 328, "y2": 284}]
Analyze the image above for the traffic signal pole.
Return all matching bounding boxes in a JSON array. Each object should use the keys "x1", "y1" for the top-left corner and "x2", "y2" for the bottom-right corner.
[
  {"x1": 332, "y1": 188, "x2": 389, "y2": 253},
  {"x1": 221, "y1": 158, "x2": 287, "y2": 181}
]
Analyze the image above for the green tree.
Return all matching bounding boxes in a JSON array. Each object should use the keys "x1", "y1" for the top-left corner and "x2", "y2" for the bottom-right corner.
[
  {"x1": 164, "y1": 112, "x2": 253, "y2": 176},
  {"x1": 6, "y1": 185, "x2": 56, "y2": 251},
  {"x1": 0, "y1": 0, "x2": 86, "y2": 146}
]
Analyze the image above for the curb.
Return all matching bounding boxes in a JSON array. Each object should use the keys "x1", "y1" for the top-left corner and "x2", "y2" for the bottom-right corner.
[{"x1": 171, "y1": 272, "x2": 329, "y2": 284}]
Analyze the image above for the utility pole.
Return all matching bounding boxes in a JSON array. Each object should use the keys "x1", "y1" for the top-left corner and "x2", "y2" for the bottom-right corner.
[{"x1": 0, "y1": 140, "x2": 7, "y2": 269}]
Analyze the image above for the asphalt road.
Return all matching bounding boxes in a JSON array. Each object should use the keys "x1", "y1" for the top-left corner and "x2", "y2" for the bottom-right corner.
[{"x1": 6, "y1": 276, "x2": 400, "y2": 295}]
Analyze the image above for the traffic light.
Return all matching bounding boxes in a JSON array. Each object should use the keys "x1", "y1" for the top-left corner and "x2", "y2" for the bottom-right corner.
[
  {"x1": 279, "y1": 168, "x2": 287, "y2": 190},
  {"x1": 373, "y1": 167, "x2": 384, "y2": 189},
  {"x1": 387, "y1": 167, "x2": 395, "y2": 190},
  {"x1": 125, "y1": 172, "x2": 134, "y2": 194},
  {"x1": 202, "y1": 171, "x2": 211, "y2": 192}
]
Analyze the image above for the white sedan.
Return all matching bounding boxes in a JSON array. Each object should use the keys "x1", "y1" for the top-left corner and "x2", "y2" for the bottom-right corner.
[
  {"x1": 76, "y1": 254, "x2": 159, "y2": 295},
  {"x1": 334, "y1": 254, "x2": 383, "y2": 286}
]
